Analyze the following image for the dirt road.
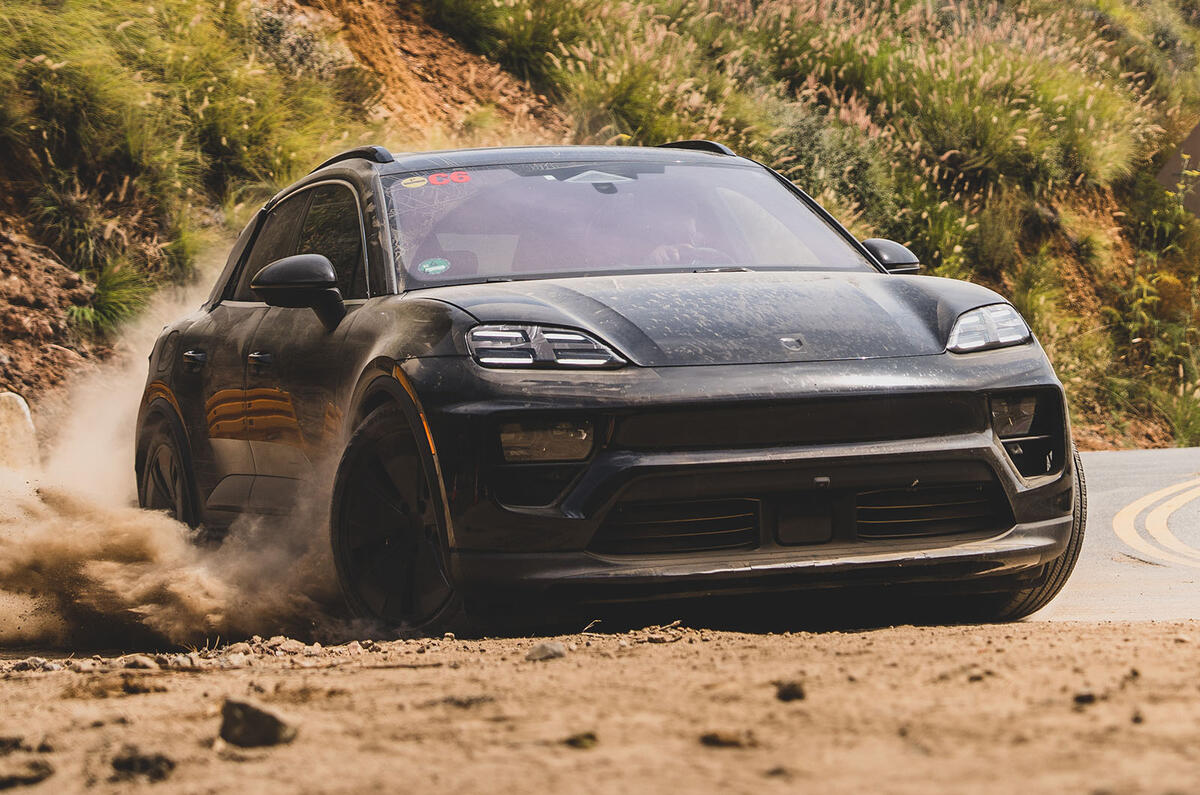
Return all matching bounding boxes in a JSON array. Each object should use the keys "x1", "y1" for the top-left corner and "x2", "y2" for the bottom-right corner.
[{"x1": 1, "y1": 620, "x2": 1198, "y2": 793}]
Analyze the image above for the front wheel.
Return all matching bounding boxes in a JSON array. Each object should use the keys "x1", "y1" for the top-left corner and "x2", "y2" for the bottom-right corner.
[
  {"x1": 329, "y1": 404, "x2": 467, "y2": 636},
  {"x1": 967, "y1": 445, "x2": 1087, "y2": 621}
]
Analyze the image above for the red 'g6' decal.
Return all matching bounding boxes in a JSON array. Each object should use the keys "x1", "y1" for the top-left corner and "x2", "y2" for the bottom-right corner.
[{"x1": 428, "y1": 171, "x2": 471, "y2": 186}]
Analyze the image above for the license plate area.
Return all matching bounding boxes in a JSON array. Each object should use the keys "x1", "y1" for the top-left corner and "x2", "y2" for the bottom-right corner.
[{"x1": 775, "y1": 494, "x2": 835, "y2": 545}]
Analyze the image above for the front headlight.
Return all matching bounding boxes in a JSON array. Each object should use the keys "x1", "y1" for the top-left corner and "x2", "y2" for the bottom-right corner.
[
  {"x1": 947, "y1": 304, "x2": 1031, "y2": 353},
  {"x1": 467, "y1": 324, "x2": 626, "y2": 369}
]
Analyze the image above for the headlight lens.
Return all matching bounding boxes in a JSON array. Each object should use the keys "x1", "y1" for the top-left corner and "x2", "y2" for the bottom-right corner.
[
  {"x1": 947, "y1": 304, "x2": 1031, "y2": 353},
  {"x1": 467, "y1": 324, "x2": 626, "y2": 369}
]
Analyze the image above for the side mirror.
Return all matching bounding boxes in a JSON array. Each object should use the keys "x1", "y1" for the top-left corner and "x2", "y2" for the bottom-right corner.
[
  {"x1": 250, "y1": 254, "x2": 346, "y2": 331},
  {"x1": 861, "y1": 238, "x2": 922, "y2": 274}
]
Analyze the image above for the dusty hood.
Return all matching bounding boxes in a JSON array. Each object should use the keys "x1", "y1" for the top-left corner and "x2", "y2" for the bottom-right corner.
[{"x1": 424, "y1": 271, "x2": 1008, "y2": 367}]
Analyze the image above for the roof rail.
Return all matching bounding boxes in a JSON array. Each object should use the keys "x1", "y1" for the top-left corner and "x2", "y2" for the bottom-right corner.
[
  {"x1": 657, "y1": 140, "x2": 736, "y2": 156},
  {"x1": 310, "y1": 145, "x2": 395, "y2": 173}
]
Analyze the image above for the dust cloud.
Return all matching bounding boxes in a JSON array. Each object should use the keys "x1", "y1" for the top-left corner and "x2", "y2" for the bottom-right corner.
[{"x1": 0, "y1": 248, "x2": 343, "y2": 649}]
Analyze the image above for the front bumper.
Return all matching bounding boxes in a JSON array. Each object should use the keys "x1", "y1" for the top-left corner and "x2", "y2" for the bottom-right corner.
[{"x1": 403, "y1": 344, "x2": 1075, "y2": 602}]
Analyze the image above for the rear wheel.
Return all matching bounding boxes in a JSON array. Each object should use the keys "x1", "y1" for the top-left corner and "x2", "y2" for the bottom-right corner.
[
  {"x1": 330, "y1": 404, "x2": 466, "y2": 636},
  {"x1": 138, "y1": 416, "x2": 199, "y2": 528},
  {"x1": 966, "y1": 445, "x2": 1087, "y2": 621}
]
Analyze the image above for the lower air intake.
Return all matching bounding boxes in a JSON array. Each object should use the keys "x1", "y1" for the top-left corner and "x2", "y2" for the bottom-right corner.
[
  {"x1": 855, "y1": 482, "x2": 1010, "y2": 539},
  {"x1": 589, "y1": 499, "x2": 760, "y2": 555}
]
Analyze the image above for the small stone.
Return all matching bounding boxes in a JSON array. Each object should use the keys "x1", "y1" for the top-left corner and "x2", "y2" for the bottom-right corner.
[
  {"x1": 700, "y1": 730, "x2": 757, "y2": 748},
  {"x1": 645, "y1": 633, "x2": 668, "y2": 643},
  {"x1": 277, "y1": 639, "x2": 305, "y2": 655},
  {"x1": 617, "y1": 639, "x2": 629, "y2": 648},
  {"x1": 303, "y1": 643, "x2": 322, "y2": 657},
  {"x1": 774, "y1": 680, "x2": 806, "y2": 702},
  {"x1": 0, "y1": 759, "x2": 53, "y2": 789},
  {"x1": 1132, "y1": 709, "x2": 1145, "y2": 724},
  {"x1": 226, "y1": 642, "x2": 251, "y2": 655},
  {"x1": 345, "y1": 641, "x2": 364, "y2": 655},
  {"x1": 1073, "y1": 691, "x2": 1097, "y2": 706},
  {"x1": 122, "y1": 655, "x2": 159, "y2": 670},
  {"x1": 67, "y1": 659, "x2": 96, "y2": 673},
  {"x1": 563, "y1": 731, "x2": 598, "y2": 749},
  {"x1": 525, "y1": 641, "x2": 567, "y2": 662},
  {"x1": 219, "y1": 699, "x2": 298, "y2": 748},
  {"x1": 443, "y1": 632, "x2": 456, "y2": 641},
  {"x1": 41, "y1": 662, "x2": 63, "y2": 672},
  {"x1": 224, "y1": 653, "x2": 248, "y2": 669},
  {"x1": 110, "y1": 745, "x2": 174, "y2": 783},
  {"x1": 13, "y1": 657, "x2": 46, "y2": 672},
  {"x1": 1172, "y1": 634, "x2": 1190, "y2": 644}
]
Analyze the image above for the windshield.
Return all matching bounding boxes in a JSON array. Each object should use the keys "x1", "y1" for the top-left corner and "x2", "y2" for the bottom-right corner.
[{"x1": 382, "y1": 160, "x2": 875, "y2": 287}]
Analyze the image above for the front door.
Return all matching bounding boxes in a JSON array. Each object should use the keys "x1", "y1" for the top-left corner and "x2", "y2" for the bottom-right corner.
[{"x1": 243, "y1": 181, "x2": 370, "y2": 511}]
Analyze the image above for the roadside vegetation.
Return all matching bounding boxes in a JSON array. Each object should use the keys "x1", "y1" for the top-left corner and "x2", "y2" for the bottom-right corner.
[
  {"x1": 0, "y1": 0, "x2": 376, "y2": 331},
  {"x1": 424, "y1": 0, "x2": 1200, "y2": 446}
]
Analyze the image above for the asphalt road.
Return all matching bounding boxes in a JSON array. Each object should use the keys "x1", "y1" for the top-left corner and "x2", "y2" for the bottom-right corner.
[{"x1": 1039, "y1": 448, "x2": 1200, "y2": 621}]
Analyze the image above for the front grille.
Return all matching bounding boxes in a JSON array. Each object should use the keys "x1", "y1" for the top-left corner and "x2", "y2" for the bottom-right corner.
[
  {"x1": 589, "y1": 499, "x2": 760, "y2": 555},
  {"x1": 855, "y1": 482, "x2": 1009, "y2": 539},
  {"x1": 613, "y1": 394, "x2": 984, "y2": 451}
]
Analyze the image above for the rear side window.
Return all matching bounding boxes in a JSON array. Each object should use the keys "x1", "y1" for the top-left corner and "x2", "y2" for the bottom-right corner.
[
  {"x1": 231, "y1": 192, "x2": 309, "y2": 301},
  {"x1": 296, "y1": 184, "x2": 366, "y2": 299}
]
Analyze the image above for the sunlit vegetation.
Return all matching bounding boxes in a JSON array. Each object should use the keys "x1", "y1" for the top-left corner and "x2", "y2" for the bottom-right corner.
[
  {"x1": 0, "y1": 0, "x2": 374, "y2": 327},
  {"x1": 424, "y1": 0, "x2": 1200, "y2": 445}
]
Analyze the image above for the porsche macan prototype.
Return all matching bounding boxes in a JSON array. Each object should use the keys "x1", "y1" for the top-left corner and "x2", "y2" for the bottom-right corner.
[{"x1": 136, "y1": 141, "x2": 1085, "y2": 633}]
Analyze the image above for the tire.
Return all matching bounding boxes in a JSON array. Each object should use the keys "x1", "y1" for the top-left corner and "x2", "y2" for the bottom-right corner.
[
  {"x1": 137, "y1": 414, "x2": 199, "y2": 528},
  {"x1": 969, "y1": 445, "x2": 1087, "y2": 621},
  {"x1": 329, "y1": 404, "x2": 468, "y2": 637}
]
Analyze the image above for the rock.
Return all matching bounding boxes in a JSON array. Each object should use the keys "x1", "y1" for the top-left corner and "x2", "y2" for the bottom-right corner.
[
  {"x1": 1172, "y1": 634, "x2": 1190, "y2": 644},
  {"x1": 0, "y1": 759, "x2": 53, "y2": 789},
  {"x1": 700, "y1": 730, "x2": 757, "y2": 748},
  {"x1": 67, "y1": 659, "x2": 97, "y2": 673},
  {"x1": 303, "y1": 643, "x2": 322, "y2": 657},
  {"x1": 109, "y1": 745, "x2": 174, "y2": 783},
  {"x1": 344, "y1": 641, "x2": 364, "y2": 655},
  {"x1": 41, "y1": 662, "x2": 62, "y2": 672},
  {"x1": 0, "y1": 392, "x2": 38, "y2": 471},
  {"x1": 223, "y1": 653, "x2": 248, "y2": 669},
  {"x1": 226, "y1": 642, "x2": 252, "y2": 655},
  {"x1": 774, "y1": 680, "x2": 806, "y2": 702},
  {"x1": 1073, "y1": 691, "x2": 1097, "y2": 706},
  {"x1": 12, "y1": 657, "x2": 45, "y2": 672},
  {"x1": 443, "y1": 632, "x2": 456, "y2": 641},
  {"x1": 563, "y1": 731, "x2": 597, "y2": 749},
  {"x1": 219, "y1": 699, "x2": 298, "y2": 748},
  {"x1": 525, "y1": 641, "x2": 567, "y2": 662},
  {"x1": 122, "y1": 655, "x2": 159, "y2": 670},
  {"x1": 277, "y1": 639, "x2": 305, "y2": 655}
]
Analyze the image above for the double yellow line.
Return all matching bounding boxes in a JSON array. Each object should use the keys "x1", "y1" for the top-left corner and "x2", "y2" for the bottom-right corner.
[{"x1": 1113, "y1": 478, "x2": 1200, "y2": 568}]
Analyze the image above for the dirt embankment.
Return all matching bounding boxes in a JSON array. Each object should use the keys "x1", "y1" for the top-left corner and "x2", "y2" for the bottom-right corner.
[
  {"x1": 292, "y1": 0, "x2": 570, "y2": 143},
  {"x1": 0, "y1": 621, "x2": 1197, "y2": 792},
  {"x1": 0, "y1": 221, "x2": 104, "y2": 400}
]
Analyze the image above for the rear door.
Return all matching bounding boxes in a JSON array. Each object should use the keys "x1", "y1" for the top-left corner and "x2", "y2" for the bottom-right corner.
[
  {"x1": 243, "y1": 181, "x2": 370, "y2": 509},
  {"x1": 175, "y1": 191, "x2": 309, "y2": 518}
]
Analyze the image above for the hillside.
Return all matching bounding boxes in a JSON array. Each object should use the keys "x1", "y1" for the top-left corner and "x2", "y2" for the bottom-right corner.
[
  {"x1": 2, "y1": 0, "x2": 1200, "y2": 447},
  {"x1": 0, "y1": 0, "x2": 565, "y2": 399}
]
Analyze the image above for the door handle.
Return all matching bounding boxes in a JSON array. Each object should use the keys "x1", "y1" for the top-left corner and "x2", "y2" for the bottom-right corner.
[
  {"x1": 182, "y1": 350, "x2": 207, "y2": 370},
  {"x1": 247, "y1": 351, "x2": 274, "y2": 368}
]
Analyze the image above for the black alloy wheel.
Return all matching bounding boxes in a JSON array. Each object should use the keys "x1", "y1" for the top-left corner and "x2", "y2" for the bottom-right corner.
[{"x1": 330, "y1": 404, "x2": 464, "y2": 635}]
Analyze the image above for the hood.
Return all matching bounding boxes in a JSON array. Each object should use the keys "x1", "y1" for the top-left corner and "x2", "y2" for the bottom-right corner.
[{"x1": 423, "y1": 271, "x2": 1008, "y2": 367}]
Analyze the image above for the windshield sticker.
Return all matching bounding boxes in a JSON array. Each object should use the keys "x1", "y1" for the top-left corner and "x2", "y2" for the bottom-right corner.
[
  {"x1": 564, "y1": 170, "x2": 634, "y2": 184},
  {"x1": 417, "y1": 257, "x2": 451, "y2": 275},
  {"x1": 401, "y1": 171, "x2": 471, "y2": 189}
]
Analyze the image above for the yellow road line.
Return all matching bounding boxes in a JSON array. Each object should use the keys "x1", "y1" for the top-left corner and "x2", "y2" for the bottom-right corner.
[
  {"x1": 1144, "y1": 485, "x2": 1200, "y2": 562},
  {"x1": 1112, "y1": 477, "x2": 1200, "y2": 568}
]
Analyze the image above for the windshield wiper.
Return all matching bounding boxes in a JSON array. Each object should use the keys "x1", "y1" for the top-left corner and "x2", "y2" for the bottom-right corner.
[{"x1": 693, "y1": 266, "x2": 753, "y2": 273}]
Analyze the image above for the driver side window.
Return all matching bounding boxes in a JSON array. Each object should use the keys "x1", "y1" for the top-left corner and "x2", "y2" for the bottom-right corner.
[{"x1": 232, "y1": 192, "x2": 309, "y2": 302}]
